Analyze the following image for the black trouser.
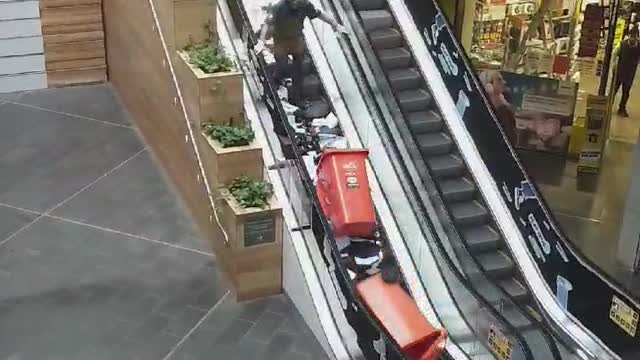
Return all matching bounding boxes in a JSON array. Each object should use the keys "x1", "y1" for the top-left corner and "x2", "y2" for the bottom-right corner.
[
  {"x1": 615, "y1": 71, "x2": 634, "y2": 111},
  {"x1": 273, "y1": 38, "x2": 305, "y2": 106}
]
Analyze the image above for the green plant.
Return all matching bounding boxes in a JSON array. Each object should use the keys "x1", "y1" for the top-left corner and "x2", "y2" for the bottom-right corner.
[
  {"x1": 229, "y1": 176, "x2": 273, "y2": 209},
  {"x1": 202, "y1": 123, "x2": 255, "y2": 147},
  {"x1": 185, "y1": 42, "x2": 234, "y2": 74}
]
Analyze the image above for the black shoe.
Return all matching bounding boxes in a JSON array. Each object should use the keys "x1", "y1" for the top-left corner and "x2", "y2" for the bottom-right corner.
[{"x1": 618, "y1": 109, "x2": 630, "y2": 117}]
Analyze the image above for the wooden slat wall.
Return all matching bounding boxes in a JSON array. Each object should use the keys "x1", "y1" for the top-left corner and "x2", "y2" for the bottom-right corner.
[
  {"x1": 40, "y1": 0, "x2": 107, "y2": 87},
  {"x1": 103, "y1": 0, "x2": 233, "y2": 278}
]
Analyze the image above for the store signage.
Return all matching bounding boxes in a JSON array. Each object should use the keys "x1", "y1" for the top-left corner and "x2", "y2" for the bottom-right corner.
[
  {"x1": 405, "y1": 0, "x2": 640, "y2": 354},
  {"x1": 610, "y1": 295, "x2": 639, "y2": 337},
  {"x1": 244, "y1": 215, "x2": 275, "y2": 247},
  {"x1": 578, "y1": 95, "x2": 608, "y2": 174},
  {"x1": 488, "y1": 325, "x2": 513, "y2": 360}
]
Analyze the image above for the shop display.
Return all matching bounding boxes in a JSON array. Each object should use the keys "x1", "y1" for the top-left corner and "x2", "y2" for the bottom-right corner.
[
  {"x1": 578, "y1": 95, "x2": 608, "y2": 173},
  {"x1": 501, "y1": 71, "x2": 578, "y2": 154}
]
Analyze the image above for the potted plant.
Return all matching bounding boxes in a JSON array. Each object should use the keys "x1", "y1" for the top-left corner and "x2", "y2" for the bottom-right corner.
[
  {"x1": 198, "y1": 122, "x2": 263, "y2": 188},
  {"x1": 175, "y1": 40, "x2": 244, "y2": 128},
  {"x1": 220, "y1": 175, "x2": 283, "y2": 300}
]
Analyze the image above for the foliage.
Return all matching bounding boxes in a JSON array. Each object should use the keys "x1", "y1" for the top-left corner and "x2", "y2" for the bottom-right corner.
[
  {"x1": 185, "y1": 42, "x2": 234, "y2": 74},
  {"x1": 203, "y1": 123, "x2": 255, "y2": 147},
  {"x1": 229, "y1": 176, "x2": 273, "y2": 209}
]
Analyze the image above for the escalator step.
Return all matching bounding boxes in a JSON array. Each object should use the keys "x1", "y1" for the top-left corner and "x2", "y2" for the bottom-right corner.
[
  {"x1": 378, "y1": 47, "x2": 412, "y2": 70},
  {"x1": 416, "y1": 132, "x2": 452, "y2": 155},
  {"x1": 397, "y1": 88, "x2": 431, "y2": 112},
  {"x1": 370, "y1": 28, "x2": 403, "y2": 49},
  {"x1": 502, "y1": 304, "x2": 533, "y2": 330},
  {"x1": 352, "y1": 0, "x2": 385, "y2": 11},
  {"x1": 407, "y1": 110, "x2": 442, "y2": 134},
  {"x1": 359, "y1": 10, "x2": 394, "y2": 32},
  {"x1": 450, "y1": 201, "x2": 488, "y2": 226},
  {"x1": 300, "y1": 97, "x2": 331, "y2": 119},
  {"x1": 462, "y1": 225, "x2": 500, "y2": 253},
  {"x1": 426, "y1": 154, "x2": 465, "y2": 178},
  {"x1": 302, "y1": 74, "x2": 322, "y2": 97},
  {"x1": 440, "y1": 177, "x2": 475, "y2": 203},
  {"x1": 476, "y1": 250, "x2": 514, "y2": 278},
  {"x1": 388, "y1": 68, "x2": 422, "y2": 91},
  {"x1": 498, "y1": 278, "x2": 529, "y2": 303}
]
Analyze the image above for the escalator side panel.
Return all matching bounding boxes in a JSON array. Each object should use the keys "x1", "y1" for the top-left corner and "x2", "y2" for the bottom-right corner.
[{"x1": 399, "y1": 0, "x2": 639, "y2": 357}]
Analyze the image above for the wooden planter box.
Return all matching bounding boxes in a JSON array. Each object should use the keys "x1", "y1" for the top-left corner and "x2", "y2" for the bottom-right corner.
[
  {"x1": 173, "y1": 0, "x2": 217, "y2": 50},
  {"x1": 220, "y1": 188, "x2": 283, "y2": 301},
  {"x1": 175, "y1": 51, "x2": 244, "y2": 127},
  {"x1": 198, "y1": 132, "x2": 263, "y2": 188}
]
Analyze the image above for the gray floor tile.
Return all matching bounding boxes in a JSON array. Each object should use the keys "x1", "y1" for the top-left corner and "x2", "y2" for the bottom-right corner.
[
  {"x1": 14, "y1": 84, "x2": 132, "y2": 126},
  {"x1": 0, "y1": 216, "x2": 227, "y2": 360},
  {"x1": 52, "y1": 152, "x2": 208, "y2": 252},
  {"x1": 0, "y1": 205, "x2": 38, "y2": 241},
  {"x1": 0, "y1": 90, "x2": 28, "y2": 102},
  {"x1": 167, "y1": 294, "x2": 329, "y2": 360},
  {"x1": 0, "y1": 103, "x2": 142, "y2": 212}
]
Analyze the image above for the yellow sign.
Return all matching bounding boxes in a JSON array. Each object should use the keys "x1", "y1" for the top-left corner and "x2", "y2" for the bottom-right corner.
[
  {"x1": 610, "y1": 295, "x2": 639, "y2": 337},
  {"x1": 614, "y1": 19, "x2": 627, "y2": 48},
  {"x1": 488, "y1": 325, "x2": 513, "y2": 360}
]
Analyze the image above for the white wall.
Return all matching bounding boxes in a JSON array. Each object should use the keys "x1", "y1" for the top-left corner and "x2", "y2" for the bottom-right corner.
[{"x1": 0, "y1": 0, "x2": 47, "y2": 93}]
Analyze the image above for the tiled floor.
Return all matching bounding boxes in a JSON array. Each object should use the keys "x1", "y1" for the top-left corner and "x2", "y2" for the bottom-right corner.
[{"x1": 0, "y1": 84, "x2": 328, "y2": 360}]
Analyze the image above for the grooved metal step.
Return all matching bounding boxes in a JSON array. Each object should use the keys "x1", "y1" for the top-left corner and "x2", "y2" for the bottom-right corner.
[
  {"x1": 450, "y1": 201, "x2": 489, "y2": 227},
  {"x1": 359, "y1": 10, "x2": 394, "y2": 31},
  {"x1": 302, "y1": 74, "x2": 321, "y2": 96},
  {"x1": 503, "y1": 305, "x2": 534, "y2": 330},
  {"x1": 369, "y1": 28, "x2": 403, "y2": 49},
  {"x1": 377, "y1": 47, "x2": 412, "y2": 69},
  {"x1": 406, "y1": 110, "x2": 442, "y2": 134},
  {"x1": 416, "y1": 132, "x2": 452, "y2": 155},
  {"x1": 426, "y1": 154, "x2": 465, "y2": 178},
  {"x1": 462, "y1": 225, "x2": 500, "y2": 253},
  {"x1": 397, "y1": 88, "x2": 431, "y2": 112},
  {"x1": 388, "y1": 68, "x2": 421, "y2": 91},
  {"x1": 476, "y1": 251, "x2": 514, "y2": 278},
  {"x1": 440, "y1": 177, "x2": 475, "y2": 202},
  {"x1": 352, "y1": 0, "x2": 385, "y2": 11},
  {"x1": 499, "y1": 278, "x2": 529, "y2": 303}
]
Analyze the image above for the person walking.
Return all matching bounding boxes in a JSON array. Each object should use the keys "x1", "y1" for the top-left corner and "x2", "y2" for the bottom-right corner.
[
  {"x1": 479, "y1": 70, "x2": 517, "y2": 145},
  {"x1": 256, "y1": 0, "x2": 347, "y2": 107},
  {"x1": 613, "y1": 26, "x2": 640, "y2": 117}
]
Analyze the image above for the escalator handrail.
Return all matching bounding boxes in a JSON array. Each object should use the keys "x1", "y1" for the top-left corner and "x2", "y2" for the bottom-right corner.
[{"x1": 388, "y1": 0, "x2": 622, "y2": 358}]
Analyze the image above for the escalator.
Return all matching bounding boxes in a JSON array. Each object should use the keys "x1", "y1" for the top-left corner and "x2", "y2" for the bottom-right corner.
[
  {"x1": 334, "y1": 0, "x2": 564, "y2": 359},
  {"x1": 221, "y1": 0, "x2": 455, "y2": 358},
  {"x1": 329, "y1": 0, "x2": 640, "y2": 358}
]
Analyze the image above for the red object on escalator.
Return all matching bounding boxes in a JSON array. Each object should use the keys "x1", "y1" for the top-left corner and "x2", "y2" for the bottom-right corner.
[
  {"x1": 316, "y1": 149, "x2": 376, "y2": 239},
  {"x1": 356, "y1": 274, "x2": 448, "y2": 360}
]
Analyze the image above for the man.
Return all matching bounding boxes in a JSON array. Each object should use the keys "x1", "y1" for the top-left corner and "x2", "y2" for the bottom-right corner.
[
  {"x1": 256, "y1": 0, "x2": 347, "y2": 107},
  {"x1": 613, "y1": 26, "x2": 640, "y2": 117}
]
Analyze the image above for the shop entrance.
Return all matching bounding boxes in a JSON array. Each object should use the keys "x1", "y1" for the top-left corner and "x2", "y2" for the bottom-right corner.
[{"x1": 457, "y1": 0, "x2": 640, "y2": 295}]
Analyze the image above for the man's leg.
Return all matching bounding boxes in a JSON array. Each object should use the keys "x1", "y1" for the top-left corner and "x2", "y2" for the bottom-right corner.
[
  {"x1": 620, "y1": 79, "x2": 632, "y2": 117},
  {"x1": 289, "y1": 40, "x2": 306, "y2": 107},
  {"x1": 272, "y1": 42, "x2": 289, "y2": 85}
]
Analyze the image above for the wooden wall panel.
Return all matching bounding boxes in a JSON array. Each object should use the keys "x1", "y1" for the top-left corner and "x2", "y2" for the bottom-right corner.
[
  {"x1": 103, "y1": 0, "x2": 234, "y2": 280},
  {"x1": 40, "y1": 0, "x2": 107, "y2": 86}
]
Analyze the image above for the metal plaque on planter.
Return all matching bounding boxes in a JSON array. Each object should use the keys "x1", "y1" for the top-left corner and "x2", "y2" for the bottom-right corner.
[{"x1": 244, "y1": 214, "x2": 275, "y2": 247}]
